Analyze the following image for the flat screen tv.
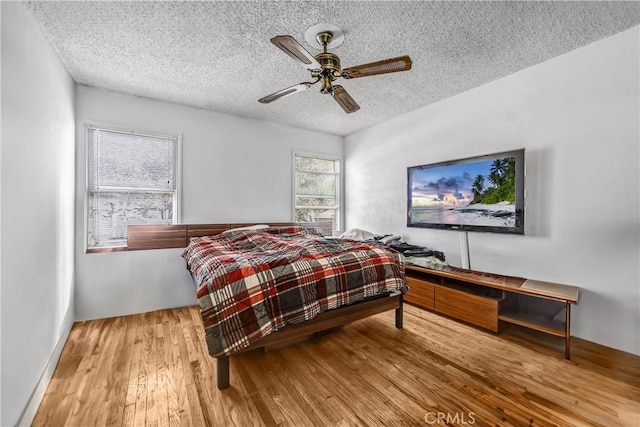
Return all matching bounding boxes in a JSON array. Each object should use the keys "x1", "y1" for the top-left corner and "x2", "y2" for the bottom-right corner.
[{"x1": 407, "y1": 149, "x2": 525, "y2": 234}]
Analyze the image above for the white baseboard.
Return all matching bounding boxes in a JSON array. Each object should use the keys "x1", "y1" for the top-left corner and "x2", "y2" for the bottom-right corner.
[{"x1": 17, "y1": 306, "x2": 74, "y2": 426}]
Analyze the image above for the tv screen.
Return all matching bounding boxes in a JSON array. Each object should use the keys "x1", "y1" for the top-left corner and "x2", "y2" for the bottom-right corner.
[{"x1": 407, "y1": 149, "x2": 525, "y2": 234}]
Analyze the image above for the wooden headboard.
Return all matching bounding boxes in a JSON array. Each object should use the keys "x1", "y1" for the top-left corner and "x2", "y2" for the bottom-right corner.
[{"x1": 126, "y1": 222, "x2": 332, "y2": 250}]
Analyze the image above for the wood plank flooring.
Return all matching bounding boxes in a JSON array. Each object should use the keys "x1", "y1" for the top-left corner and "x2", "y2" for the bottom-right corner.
[{"x1": 33, "y1": 304, "x2": 639, "y2": 426}]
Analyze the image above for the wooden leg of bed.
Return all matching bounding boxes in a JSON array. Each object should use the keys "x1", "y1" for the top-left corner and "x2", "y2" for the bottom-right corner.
[
  {"x1": 217, "y1": 356, "x2": 230, "y2": 390},
  {"x1": 395, "y1": 296, "x2": 403, "y2": 329}
]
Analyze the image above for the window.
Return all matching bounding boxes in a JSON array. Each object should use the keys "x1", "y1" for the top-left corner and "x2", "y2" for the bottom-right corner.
[
  {"x1": 293, "y1": 152, "x2": 341, "y2": 234},
  {"x1": 86, "y1": 126, "x2": 180, "y2": 250}
]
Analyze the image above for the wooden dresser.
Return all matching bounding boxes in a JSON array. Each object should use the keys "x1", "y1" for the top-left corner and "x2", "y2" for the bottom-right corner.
[{"x1": 404, "y1": 264, "x2": 579, "y2": 359}]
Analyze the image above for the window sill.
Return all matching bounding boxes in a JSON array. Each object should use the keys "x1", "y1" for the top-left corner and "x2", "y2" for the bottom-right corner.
[{"x1": 86, "y1": 246, "x2": 127, "y2": 254}]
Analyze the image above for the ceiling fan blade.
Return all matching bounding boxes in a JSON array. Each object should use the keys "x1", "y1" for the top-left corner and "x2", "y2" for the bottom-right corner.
[
  {"x1": 332, "y1": 85, "x2": 360, "y2": 113},
  {"x1": 258, "y1": 82, "x2": 313, "y2": 104},
  {"x1": 341, "y1": 56, "x2": 412, "y2": 79},
  {"x1": 271, "y1": 35, "x2": 322, "y2": 70}
]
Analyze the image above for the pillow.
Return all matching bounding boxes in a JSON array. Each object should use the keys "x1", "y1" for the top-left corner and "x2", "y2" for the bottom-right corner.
[
  {"x1": 225, "y1": 224, "x2": 270, "y2": 233},
  {"x1": 339, "y1": 228, "x2": 377, "y2": 241}
]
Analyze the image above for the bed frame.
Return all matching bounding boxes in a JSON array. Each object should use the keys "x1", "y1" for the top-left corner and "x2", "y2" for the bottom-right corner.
[{"x1": 126, "y1": 222, "x2": 404, "y2": 389}]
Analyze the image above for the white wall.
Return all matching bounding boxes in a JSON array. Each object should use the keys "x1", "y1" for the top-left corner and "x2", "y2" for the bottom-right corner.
[
  {"x1": 345, "y1": 27, "x2": 640, "y2": 355},
  {"x1": 1, "y1": 2, "x2": 76, "y2": 425},
  {"x1": 75, "y1": 85, "x2": 343, "y2": 320}
]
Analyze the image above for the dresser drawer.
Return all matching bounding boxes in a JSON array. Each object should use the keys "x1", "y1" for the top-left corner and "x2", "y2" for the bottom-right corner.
[
  {"x1": 434, "y1": 285, "x2": 502, "y2": 332},
  {"x1": 405, "y1": 277, "x2": 435, "y2": 310}
]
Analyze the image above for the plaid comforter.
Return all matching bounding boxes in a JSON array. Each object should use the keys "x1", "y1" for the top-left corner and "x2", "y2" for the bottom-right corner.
[{"x1": 181, "y1": 226, "x2": 407, "y2": 357}]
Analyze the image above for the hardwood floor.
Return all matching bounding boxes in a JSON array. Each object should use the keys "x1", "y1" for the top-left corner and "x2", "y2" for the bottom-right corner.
[{"x1": 33, "y1": 304, "x2": 639, "y2": 426}]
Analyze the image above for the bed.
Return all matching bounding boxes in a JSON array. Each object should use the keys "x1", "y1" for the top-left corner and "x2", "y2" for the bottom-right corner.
[{"x1": 127, "y1": 222, "x2": 408, "y2": 389}]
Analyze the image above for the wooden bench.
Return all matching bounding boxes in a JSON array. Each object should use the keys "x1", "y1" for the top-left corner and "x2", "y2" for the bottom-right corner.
[{"x1": 404, "y1": 265, "x2": 579, "y2": 359}]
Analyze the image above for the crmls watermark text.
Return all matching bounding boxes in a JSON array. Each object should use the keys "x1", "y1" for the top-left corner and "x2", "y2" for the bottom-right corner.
[{"x1": 424, "y1": 412, "x2": 476, "y2": 425}]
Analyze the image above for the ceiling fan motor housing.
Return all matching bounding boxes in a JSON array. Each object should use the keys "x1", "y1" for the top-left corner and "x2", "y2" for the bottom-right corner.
[
  {"x1": 315, "y1": 32, "x2": 340, "y2": 69},
  {"x1": 313, "y1": 31, "x2": 342, "y2": 93},
  {"x1": 314, "y1": 51, "x2": 342, "y2": 94},
  {"x1": 314, "y1": 52, "x2": 341, "y2": 73}
]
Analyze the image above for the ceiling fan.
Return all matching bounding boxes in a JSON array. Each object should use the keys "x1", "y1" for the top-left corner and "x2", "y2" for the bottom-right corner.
[{"x1": 258, "y1": 24, "x2": 412, "y2": 114}]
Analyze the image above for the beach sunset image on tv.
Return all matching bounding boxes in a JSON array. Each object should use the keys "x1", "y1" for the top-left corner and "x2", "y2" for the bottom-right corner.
[{"x1": 408, "y1": 150, "x2": 524, "y2": 233}]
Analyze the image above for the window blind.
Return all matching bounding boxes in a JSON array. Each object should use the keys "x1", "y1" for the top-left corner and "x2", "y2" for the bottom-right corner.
[{"x1": 87, "y1": 127, "x2": 178, "y2": 249}]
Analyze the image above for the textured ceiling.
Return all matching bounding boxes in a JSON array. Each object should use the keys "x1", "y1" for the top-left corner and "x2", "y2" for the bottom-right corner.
[{"x1": 26, "y1": 1, "x2": 639, "y2": 136}]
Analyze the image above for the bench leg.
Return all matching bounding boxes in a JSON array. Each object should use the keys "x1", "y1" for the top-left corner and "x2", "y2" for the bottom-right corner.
[
  {"x1": 395, "y1": 295, "x2": 403, "y2": 329},
  {"x1": 217, "y1": 356, "x2": 230, "y2": 389},
  {"x1": 565, "y1": 303, "x2": 571, "y2": 360}
]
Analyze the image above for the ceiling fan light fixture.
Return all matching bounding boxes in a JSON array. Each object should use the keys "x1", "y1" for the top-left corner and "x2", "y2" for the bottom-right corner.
[
  {"x1": 320, "y1": 75, "x2": 333, "y2": 94},
  {"x1": 260, "y1": 25, "x2": 411, "y2": 114}
]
